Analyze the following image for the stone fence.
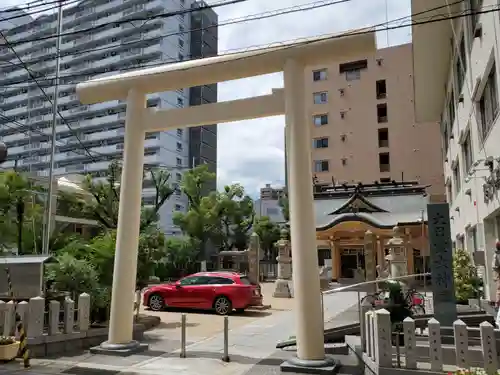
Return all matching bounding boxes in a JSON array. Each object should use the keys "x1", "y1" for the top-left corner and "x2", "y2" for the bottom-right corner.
[
  {"x1": 0, "y1": 293, "x2": 153, "y2": 357},
  {"x1": 362, "y1": 308, "x2": 499, "y2": 375}
]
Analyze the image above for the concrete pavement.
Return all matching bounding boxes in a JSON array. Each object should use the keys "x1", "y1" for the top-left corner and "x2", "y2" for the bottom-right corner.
[{"x1": 0, "y1": 291, "x2": 362, "y2": 375}]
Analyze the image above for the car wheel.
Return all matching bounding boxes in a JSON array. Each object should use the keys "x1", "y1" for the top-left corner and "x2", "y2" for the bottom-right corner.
[
  {"x1": 214, "y1": 296, "x2": 232, "y2": 315},
  {"x1": 148, "y1": 293, "x2": 165, "y2": 311}
]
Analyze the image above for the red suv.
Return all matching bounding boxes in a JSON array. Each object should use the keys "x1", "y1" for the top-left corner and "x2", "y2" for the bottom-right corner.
[{"x1": 143, "y1": 271, "x2": 263, "y2": 315}]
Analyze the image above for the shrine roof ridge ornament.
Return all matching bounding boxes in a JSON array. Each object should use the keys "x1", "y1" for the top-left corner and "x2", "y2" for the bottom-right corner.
[
  {"x1": 313, "y1": 180, "x2": 429, "y2": 198},
  {"x1": 76, "y1": 29, "x2": 376, "y2": 104}
]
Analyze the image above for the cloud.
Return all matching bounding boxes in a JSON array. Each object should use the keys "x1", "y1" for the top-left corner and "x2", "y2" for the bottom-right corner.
[{"x1": 2, "y1": 0, "x2": 412, "y2": 198}]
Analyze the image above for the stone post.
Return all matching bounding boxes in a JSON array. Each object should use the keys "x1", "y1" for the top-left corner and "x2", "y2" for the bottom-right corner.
[
  {"x1": 247, "y1": 232, "x2": 260, "y2": 284},
  {"x1": 273, "y1": 228, "x2": 292, "y2": 298},
  {"x1": 386, "y1": 226, "x2": 407, "y2": 279},
  {"x1": 364, "y1": 230, "x2": 377, "y2": 293}
]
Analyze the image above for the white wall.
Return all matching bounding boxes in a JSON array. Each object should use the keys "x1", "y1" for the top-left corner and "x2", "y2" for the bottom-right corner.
[{"x1": 439, "y1": 0, "x2": 500, "y2": 300}]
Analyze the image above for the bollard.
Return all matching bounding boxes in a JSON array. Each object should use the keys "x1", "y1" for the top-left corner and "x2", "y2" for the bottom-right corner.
[
  {"x1": 222, "y1": 316, "x2": 230, "y2": 362},
  {"x1": 180, "y1": 314, "x2": 186, "y2": 358}
]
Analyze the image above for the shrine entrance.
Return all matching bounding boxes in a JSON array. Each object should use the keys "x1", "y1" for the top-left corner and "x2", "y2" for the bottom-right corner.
[{"x1": 340, "y1": 248, "x2": 364, "y2": 279}]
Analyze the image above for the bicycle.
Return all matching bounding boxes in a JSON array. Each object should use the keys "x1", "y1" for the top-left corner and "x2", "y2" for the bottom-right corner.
[
  {"x1": 360, "y1": 290, "x2": 388, "y2": 307},
  {"x1": 405, "y1": 288, "x2": 426, "y2": 315}
]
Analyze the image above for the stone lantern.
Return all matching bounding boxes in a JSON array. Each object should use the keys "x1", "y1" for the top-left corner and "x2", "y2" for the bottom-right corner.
[
  {"x1": 386, "y1": 226, "x2": 407, "y2": 279},
  {"x1": 273, "y1": 228, "x2": 293, "y2": 298}
]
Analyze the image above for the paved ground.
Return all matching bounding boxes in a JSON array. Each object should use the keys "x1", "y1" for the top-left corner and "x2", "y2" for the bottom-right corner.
[
  {"x1": 1, "y1": 287, "x2": 361, "y2": 375},
  {"x1": 140, "y1": 282, "x2": 296, "y2": 341}
]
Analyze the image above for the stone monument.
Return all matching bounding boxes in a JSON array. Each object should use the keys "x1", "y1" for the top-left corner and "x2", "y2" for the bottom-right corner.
[
  {"x1": 386, "y1": 226, "x2": 407, "y2": 279},
  {"x1": 273, "y1": 228, "x2": 293, "y2": 298},
  {"x1": 247, "y1": 232, "x2": 261, "y2": 284}
]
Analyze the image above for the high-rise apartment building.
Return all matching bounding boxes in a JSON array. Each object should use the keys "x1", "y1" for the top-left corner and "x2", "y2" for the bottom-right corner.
[
  {"x1": 300, "y1": 43, "x2": 444, "y2": 197},
  {"x1": 0, "y1": 0, "x2": 218, "y2": 235}
]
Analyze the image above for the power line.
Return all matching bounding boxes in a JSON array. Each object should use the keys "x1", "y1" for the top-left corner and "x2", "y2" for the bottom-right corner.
[
  {"x1": 0, "y1": 0, "x2": 245, "y2": 172},
  {"x1": 0, "y1": 0, "x2": 245, "y2": 48},
  {"x1": 0, "y1": 0, "x2": 478, "y2": 162},
  {"x1": 0, "y1": 0, "x2": 469, "y2": 89},
  {"x1": 0, "y1": 0, "x2": 477, "y2": 182},
  {"x1": 0, "y1": 0, "x2": 75, "y2": 13},
  {"x1": 0, "y1": 0, "x2": 354, "y2": 72},
  {"x1": 0, "y1": 0, "x2": 80, "y2": 23}
]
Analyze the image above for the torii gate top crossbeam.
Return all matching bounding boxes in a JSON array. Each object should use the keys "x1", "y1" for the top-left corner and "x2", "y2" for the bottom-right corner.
[{"x1": 76, "y1": 29, "x2": 375, "y2": 105}]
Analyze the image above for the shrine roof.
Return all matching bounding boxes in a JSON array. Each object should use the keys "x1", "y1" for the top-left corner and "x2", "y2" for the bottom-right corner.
[{"x1": 313, "y1": 182, "x2": 429, "y2": 231}]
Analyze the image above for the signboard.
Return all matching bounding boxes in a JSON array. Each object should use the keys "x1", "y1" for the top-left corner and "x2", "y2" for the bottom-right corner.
[{"x1": 427, "y1": 203, "x2": 456, "y2": 326}]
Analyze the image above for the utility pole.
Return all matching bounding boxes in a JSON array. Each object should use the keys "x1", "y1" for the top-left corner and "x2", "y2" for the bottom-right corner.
[{"x1": 42, "y1": 0, "x2": 63, "y2": 255}]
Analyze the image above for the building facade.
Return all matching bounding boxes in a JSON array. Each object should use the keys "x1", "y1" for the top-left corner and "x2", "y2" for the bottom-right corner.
[
  {"x1": 302, "y1": 43, "x2": 444, "y2": 198},
  {"x1": 0, "y1": 0, "x2": 218, "y2": 235},
  {"x1": 411, "y1": 0, "x2": 500, "y2": 301}
]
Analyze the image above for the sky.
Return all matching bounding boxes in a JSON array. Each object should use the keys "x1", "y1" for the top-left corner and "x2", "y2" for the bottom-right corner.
[{"x1": 3, "y1": 0, "x2": 412, "y2": 198}]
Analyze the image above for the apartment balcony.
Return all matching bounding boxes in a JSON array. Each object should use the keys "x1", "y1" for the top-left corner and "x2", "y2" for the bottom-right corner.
[
  {"x1": 1, "y1": 93, "x2": 28, "y2": 105},
  {"x1": 2, "y1": 105, "x2": 28, "y2": 117}
]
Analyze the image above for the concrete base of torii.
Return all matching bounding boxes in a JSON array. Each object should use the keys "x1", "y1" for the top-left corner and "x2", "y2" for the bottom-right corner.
[{"x1": 273, "y1": 279, "x2": 293, "y2": 298}]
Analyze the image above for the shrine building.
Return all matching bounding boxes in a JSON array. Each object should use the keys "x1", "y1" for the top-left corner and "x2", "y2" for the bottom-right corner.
[{"x1": 313, "y1": 181, "x2": 439, "y2": 282}]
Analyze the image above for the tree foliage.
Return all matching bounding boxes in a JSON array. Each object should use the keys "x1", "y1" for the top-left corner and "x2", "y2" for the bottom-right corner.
[
  {"x1": 453, "y1": 248, "x2": 483, "y2": 302},
  {"x1": 59, "y1": 161, "x2": 174, "y2": 231},
  {"x1": 174, "y1": 165, "x2": 256, "y2": 252},
  {"x1": 253, "y1": 216, "x2": 281, "y2": 254}
]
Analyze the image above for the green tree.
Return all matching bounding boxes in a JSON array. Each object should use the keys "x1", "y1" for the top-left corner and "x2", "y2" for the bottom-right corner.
[
  {"x1": 0, "y1": 170, "x2": 45, "y2": 254},
  {"x1": 453, "y1": 248, "x2": 483, "y2": 303},
  {"x1": 155, "y1": 237, "x2": 200, "y2": 280},
  {"x1": 59, "y1": 161, "x2": 174, "y2": 231},
  {"x1": 173, "y1": 164, "x2": 218, "y2": 255},
  {"x1": 211, "y1": 184, "x2": 255, "y2": 250},
  {"x1": 253, "y1": 216, "x2": 281, "y2": 254},
  {"x1": 278, "y1": 193, "x2": 289, "y2": 222}
]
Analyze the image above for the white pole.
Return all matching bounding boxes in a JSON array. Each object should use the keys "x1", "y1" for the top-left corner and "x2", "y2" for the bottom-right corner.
[
  {"x1": 105, "y1": 90, "x2": 146, "y2": 347},
  {"x1": 284, "y1": 59, "x2": 325, "y2": 361},
  {"x1": 42, "y1": 0, "x2": 63, "y2": 255}
]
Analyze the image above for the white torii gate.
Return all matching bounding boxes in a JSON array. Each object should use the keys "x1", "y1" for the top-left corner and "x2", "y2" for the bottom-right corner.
[{"x1": 76, "y1": 30, "x2": 375, "y2": 368}]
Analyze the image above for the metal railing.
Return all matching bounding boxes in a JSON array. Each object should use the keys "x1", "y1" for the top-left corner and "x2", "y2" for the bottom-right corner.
[{"x1": 320, "y1": 273, "x2": 432, "y2": 325}]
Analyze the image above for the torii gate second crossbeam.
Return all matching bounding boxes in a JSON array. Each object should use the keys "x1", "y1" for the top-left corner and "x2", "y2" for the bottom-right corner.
[{"x1": 76, "y1": 30, "x2": 375, "y2": 371}]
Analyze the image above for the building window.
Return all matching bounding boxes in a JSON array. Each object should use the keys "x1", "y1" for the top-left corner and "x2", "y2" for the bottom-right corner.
[
  {"x1": 176, "y1": 172, "x2": 182, "y2": 181},
  {"x1": 313, "y1": 137, "x2": 329, "y2": 148},
  {"x1": 448, "y1": 91, "x2": 456, "y2": 129},
  {"x1": 478, "y1": 63, "x2": 498, "y2": 140},
  {"x1": 177, "y1": 97, "x2": 184, "y2": 106},
  {"x1": 462, "y1": 129, "x2": 473, "y2": 174},
  {"x1": 339, "y1": 59, "x2": 367, "y2": 81},
  {"x1": 176, "y1": 142, "x2": 182, "y2": 151},
  {"x1": 178, "y1": 53, "x2": 184, "y2": 61},
  {"x1": 313, "y1": 114, "x2": 328, "y2": 126},
  {"x1": 314, "y1": 160, "x2": 329, "y2": 172},
  {"x1": 452, "y1": 161, "x2": 461, "y2": 194},
  {"x1": 446, "y1": 180, "x2": 453, "y2": 203},
  {"x1": 376, "y1": 80, "x2": 387, "y2": 99},
  {"x1": 266, "y1": 207, "x2": 279, "y2": 216},
  {"x1": 176, "y1": 157, "x2": 182, "y2": 166},
  {"x1": 456, "y1": 36, "x2": 467, "y2": 93},
  {"x1": 177, "y1": 128, "x2": 183, "y2": 137},
  {"x1": 442, "y1": 123, "x2": 449, "y2": 153},
  {"x1": 378, "y1": 128, "x2": 389, "y2": 147},
  {"x1": 313, "y1": 69, "x2": 327, "y2": 81},
  {"x1": 377, "y1": 103, "x2": 388, "y2": 123},
  {"x1": 379, "y1": 152, "x2": 390, "y2": 172},
  {"x1": 313, "y1": 92, "x2": 328, "y2": 104}
]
